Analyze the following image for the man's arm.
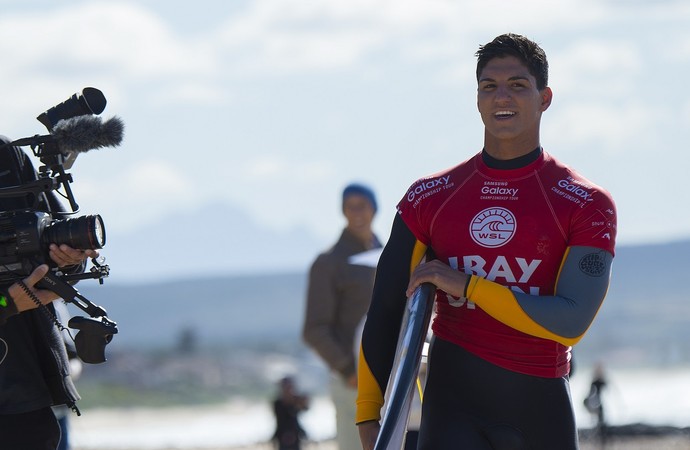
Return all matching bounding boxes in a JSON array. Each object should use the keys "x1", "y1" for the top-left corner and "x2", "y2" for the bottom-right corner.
[
  {"x1": 466, "y1": 245, "x2": 613, "y2": 345},
  {"x1": 407, "y1": 246, "x2": 614, "y2": 346},
  {"x1": 356, "y1": 215, "x2": 423, "y2": 425}
]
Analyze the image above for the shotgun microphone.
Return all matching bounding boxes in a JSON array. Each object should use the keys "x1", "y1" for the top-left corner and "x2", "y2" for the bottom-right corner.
[{"x1": 7, "y1": 115, "x2": 124, "y2": 154}]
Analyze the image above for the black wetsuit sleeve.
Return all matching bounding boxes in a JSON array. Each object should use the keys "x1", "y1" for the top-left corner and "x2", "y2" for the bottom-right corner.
[{"x1": 356, "y1": 214, "x2": 418, "y2": 423}]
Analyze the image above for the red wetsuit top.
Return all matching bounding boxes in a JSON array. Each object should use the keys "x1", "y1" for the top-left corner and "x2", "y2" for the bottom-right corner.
[{"x1": 397, "y1": 150, "x2": 616, "y2": 378}]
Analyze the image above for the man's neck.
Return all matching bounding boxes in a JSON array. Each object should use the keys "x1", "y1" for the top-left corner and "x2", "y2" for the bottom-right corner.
[
  {"x1": 483, "y1": 130, "x2": 540, "y2": 160},
  {"x1": 482, "y1": 146, "x2": 542, "y2": 170},
  {"x1": 347, "y1": 226, "x2": 375, "y2": 248}
]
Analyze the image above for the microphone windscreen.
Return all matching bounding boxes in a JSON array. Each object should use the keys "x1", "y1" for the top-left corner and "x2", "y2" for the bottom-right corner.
[
  {"x1": 52, "y1": 115, "x2": 124, "y2": 154},
  {"x1": 98, "y1": 116, "x2": 125, "y2": 148}
]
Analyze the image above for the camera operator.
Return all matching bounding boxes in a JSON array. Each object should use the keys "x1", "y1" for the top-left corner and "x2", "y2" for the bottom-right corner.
[{"x1": 0, "y1": 136, "x2": 97, "y2": 450}]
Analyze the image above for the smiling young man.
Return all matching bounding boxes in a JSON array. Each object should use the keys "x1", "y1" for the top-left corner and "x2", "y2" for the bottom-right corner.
[{"x1": 356, "y1": 34, "x2": 617, "y2": 449}]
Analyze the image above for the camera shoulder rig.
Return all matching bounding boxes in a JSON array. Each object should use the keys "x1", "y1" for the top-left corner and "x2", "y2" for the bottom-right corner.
[
  {"x1": 0, "y1": 87, "x2": 123, "y2": 364},
  {"x1": 37, "y1": 263, "x2": 117, "y2": 364}
]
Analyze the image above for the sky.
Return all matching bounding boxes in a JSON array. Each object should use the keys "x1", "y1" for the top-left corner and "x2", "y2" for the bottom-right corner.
[{"x1": 0, "y1": 0, "x2": 689, "y2": 280}]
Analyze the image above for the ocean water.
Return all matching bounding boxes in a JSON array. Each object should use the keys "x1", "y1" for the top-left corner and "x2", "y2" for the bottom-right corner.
[
  {"x1": 570, "y1": 365, "x2": 690, "y2": 428},
  {"x1": 70, "y1": 397, "x2": 336, "y2": 449},
  {"x1": 69, "y1": 366, "x2": 690, "y2": 449}
]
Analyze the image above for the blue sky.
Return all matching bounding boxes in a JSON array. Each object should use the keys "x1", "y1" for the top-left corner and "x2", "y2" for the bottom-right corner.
[{"x1": 0, "y1": 0, "x2": 689, "y2": 278}]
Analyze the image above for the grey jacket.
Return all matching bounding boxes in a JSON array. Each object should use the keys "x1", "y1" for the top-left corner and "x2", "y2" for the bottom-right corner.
[{"x1": 302, "y1": 229, "x2": 381, "y2": 380}]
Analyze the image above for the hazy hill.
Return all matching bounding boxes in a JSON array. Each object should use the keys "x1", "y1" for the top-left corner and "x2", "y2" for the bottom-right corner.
[
  {"x1": 98, "y1": 201, "x2": 325, "y2": 282},
  {"x1": 75, "y1": 238, "x2": 690, "y2": 368},
  {"x1": 76, "y1": 272, "x2": 308, "y2": 349}
]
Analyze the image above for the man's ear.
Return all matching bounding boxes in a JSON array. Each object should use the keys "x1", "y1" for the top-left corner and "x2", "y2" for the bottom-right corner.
[{"x1": 541, "y1": 87, "x2": 553, "y2": 112}]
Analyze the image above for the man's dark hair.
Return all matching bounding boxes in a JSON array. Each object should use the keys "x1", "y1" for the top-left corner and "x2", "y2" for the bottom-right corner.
[{"x1": 475, "y1": 33, "x2": 549, "y2": 90}]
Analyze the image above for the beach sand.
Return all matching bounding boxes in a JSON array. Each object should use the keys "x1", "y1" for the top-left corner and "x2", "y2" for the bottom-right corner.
[
  {"x1": 578, "y1": 435, "x2": 690, "y2": 449},
  {"x1": 73, "y1": 434, "x2": 690, "y2": 450}
]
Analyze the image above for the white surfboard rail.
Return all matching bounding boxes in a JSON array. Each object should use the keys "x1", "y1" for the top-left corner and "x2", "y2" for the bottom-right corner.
[{"x1": 375, "y1": 282, "x2": 436, "y2": 450}]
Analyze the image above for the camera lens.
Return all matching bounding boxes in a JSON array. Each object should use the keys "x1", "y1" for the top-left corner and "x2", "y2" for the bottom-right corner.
[{"x1": 43, "y1": 214, "x2": 106, "y2": 250}]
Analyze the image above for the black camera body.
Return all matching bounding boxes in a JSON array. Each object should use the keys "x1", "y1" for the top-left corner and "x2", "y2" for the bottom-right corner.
[
  {"x1": 0, "y1": 210, "x2": 105, "y2": 285},
  {"x1": 0, "y1": 87, "x2": 122, "y2": 363}
]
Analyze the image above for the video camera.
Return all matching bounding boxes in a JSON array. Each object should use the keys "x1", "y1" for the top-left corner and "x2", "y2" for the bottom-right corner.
[{"x1": 0, "y1": 87, "x2": 123, "y2": 363}]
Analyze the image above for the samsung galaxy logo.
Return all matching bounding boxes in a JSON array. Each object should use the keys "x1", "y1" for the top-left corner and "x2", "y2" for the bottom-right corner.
[
  {"x1": 481, "y1": 186, "x2": 518, "y2": 197},
  {"x1": 557, "y1": 179, "x2": 593, "y2": 201},
  {"x1": 407, "y1": 175, "x2": 451, "y2": 202}
]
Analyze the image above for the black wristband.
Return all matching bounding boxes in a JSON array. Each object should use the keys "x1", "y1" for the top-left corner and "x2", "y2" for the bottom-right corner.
[
  {"x1": 462, "y1": 275, "x2": 472, "y2": 298},
  {"x1": 0, "y1": 289, "x2": 19, "y2": 323}
]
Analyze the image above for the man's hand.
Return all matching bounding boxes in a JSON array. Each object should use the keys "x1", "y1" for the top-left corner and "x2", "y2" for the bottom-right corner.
[
  {"x1": 358, "y1": 420, "x2": 381, "y2": 450},
  {"x1": 346, "y1": 373, "x2": 358, "y2": 389},
  {"x1": 8, "y1": 264, "x2": 61, "y2": 313},
  {"x1": 49, "y1": 243, "x2": 98, "y2": 268},
  {"x1": 406, "y1": 259, "x2": 469, "y2": 298}
]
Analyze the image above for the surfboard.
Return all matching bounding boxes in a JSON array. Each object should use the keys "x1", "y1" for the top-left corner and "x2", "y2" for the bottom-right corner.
[{"x1": 374, "y1": 282, "x2": 436, "y2": 450}]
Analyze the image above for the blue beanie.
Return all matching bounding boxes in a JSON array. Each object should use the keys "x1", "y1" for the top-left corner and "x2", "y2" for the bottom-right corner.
[{"x1": 342, "y1": 183, "x2": 377, "y2": 214}]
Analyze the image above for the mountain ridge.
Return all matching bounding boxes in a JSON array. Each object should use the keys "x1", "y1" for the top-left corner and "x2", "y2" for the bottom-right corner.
[{"x1": 74, "y1": 237, "x2": 690, "y2": 368}]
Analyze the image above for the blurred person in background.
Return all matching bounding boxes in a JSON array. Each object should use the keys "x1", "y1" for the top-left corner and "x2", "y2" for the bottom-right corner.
[
  {"x1": 303, "y1": 183, "x2": 382, "y2": 449},
  {"x1": 272, "y1": 376, "x2": 310, "y2": 450},
  {"x1": 584, "y1": 363, "x2": 608, "y2": 444}
]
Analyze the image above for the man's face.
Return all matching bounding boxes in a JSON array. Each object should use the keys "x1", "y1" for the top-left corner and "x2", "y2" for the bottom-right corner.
[
  {"x1": 477, "y1": 55, "x2": 552, "y2": 145},
  {"x1": 343, "y1": 194, "x2": 375, "y2": 232}
]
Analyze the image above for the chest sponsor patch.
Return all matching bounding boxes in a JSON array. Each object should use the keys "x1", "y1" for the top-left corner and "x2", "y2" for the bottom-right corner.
[{"x1": 469, "y1": 207, "x2": 517, "y2": 248}]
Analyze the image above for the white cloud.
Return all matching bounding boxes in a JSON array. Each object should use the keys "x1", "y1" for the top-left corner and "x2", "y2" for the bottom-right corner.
[
  {"x1": 212, "y1": 0, "x2": 571, "y2": 77},
  {"x1": 545, "y1": 101, "x2": 659, "y2": 154},
  {"x1": 1, "y1": 0, "x2": 689, "y2": 248},
  {"x1": 0, "y1": 0, "x2": 656, "y2": 112},
  {"x1": 557, "y1": 40, "x2": 642, "y2": 75},
  {"x1": 0, "y1": 2, "x2": 219, "y2": 123},
  {"x1": 123, "y1": 161, "x2": 195, "y2": 197},
  {"x1": 148, "y1": 81, "x2": 232, "y2": 106},
  {"x1": 0, "y1": 3, "x2": 210, "y2": 77},
  {"x1": 239, "y1": 155, "x2": 334, "y2": 181},
  {"x1": 549, "y1": 40, "x2": 644, "y2": 101},
  {"x1": 72, "y1": 160, "x2": 199, "y2": 232}
]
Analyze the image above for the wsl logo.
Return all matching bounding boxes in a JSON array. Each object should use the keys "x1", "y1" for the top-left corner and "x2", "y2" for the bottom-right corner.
[{"x1": 470, "y1": 207, "x2": 517, "y2": 248}]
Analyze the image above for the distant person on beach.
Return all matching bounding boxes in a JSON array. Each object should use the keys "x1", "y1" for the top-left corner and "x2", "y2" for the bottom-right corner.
[
  {"x1": 356, "y1": 33, "x2": 617, "y2": 450},
  {"x1": 272, "y1": 376, "x2": 309, "y2": 450},
  {"x1": 303, "y1": 183, "x2": 382, "y2": 450},
  {"x1": 0, "y1": 137, "x2": 98, "y2": 450},
  {"x1": 584, "y1": 363, "x2": 608, "y2": 440}
]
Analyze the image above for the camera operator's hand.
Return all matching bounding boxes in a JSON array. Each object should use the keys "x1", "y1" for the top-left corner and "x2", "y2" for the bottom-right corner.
[
  {"x1": 49, "y1": 243, "x2": 99, "y2": 268},
  {"x1": 8, "y1": 264, "x2": 61, "y2": 313}
]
